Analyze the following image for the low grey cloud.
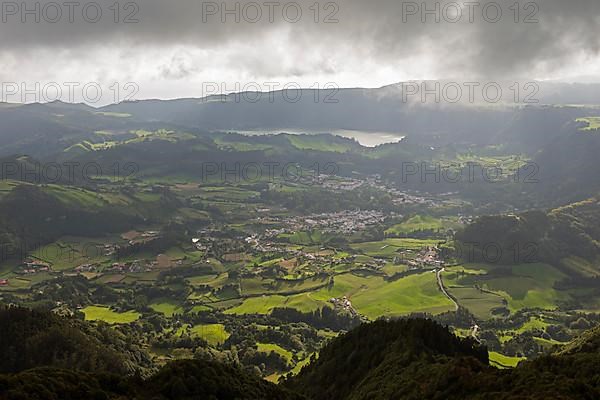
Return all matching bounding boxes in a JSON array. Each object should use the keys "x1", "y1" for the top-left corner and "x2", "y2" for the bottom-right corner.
[
  {"x1": 159, "y1": 51, "x2": 198, "y2": 80},
  {"x1": 0, "y1": 0, "x2": 599, "y2": 102}
]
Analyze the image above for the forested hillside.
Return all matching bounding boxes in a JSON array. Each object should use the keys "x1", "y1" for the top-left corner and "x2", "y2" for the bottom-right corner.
[
  {"x1": 0, "y1": 306, "x2": 302, "y2": 400},
  {"x1": 0, "y1": 306, "x2": 152, "y2": 376},
  {"x1": 285, "y1": 318, "x2": 600, "y2": 400},
  {"x1": 455, "y1": 198, "x2": 600, "y2": 272},
  {"x1": 2, "y1": 306, "x2": 600, "y2": 400}
]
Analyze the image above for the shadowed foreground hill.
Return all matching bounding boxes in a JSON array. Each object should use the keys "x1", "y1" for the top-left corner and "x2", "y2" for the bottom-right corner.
[
  {"x1": 284, "y1": 318, "x2": 600, "y2": 400},
  {"x1": 0, "y1": 306, "x2": 303, "y2": 400},
  {"x1": 0, "y1": 306, "x2": 146, "y2": 376},
  {"x1": 0, "y1": 360, "x2": 304, "y2": 400},
  {"x1": 1, "y1": 307, "x2": 600, "y2": 399}
]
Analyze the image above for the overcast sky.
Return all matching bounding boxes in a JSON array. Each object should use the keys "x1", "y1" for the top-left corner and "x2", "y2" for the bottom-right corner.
[{"x1": 1, "y1": 0, "x2": 599, "y2": 104}]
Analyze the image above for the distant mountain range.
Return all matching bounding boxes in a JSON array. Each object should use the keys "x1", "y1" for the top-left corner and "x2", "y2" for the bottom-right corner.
[
  {"x1": 1, "y1": 82, "x2": 600, "y2": 207},
  {"x1": 4, "y1": 81, "x2": 600, "y2": 148}
]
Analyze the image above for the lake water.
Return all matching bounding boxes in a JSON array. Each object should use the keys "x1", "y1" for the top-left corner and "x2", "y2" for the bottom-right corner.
[{"x1": 234, "y1": 129, "x2": 405, "y2": 147}]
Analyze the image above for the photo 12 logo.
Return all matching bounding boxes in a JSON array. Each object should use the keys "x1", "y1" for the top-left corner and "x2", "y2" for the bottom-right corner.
[
  {"x1": 455, "y1": 241, "x2": 540, "y2": 264},
  {"x1": 201, "y1": 1, "x2": 339, "y2": 24},
  {"x1": 201, "y1": 82, "x2": 340, "y2": 104},
  {"x1": 400, "y1": 81, "x2": 540, "y2": 105},
  {"x1": 1, "y1": 1, "x2": 140, "y2": 23},
  {"x1": 401, "y1": 1, "x2": 539, "y2": 24},
  {"x1": 401, "y1": 162, "x2": 539, "y2": 184},
  {"x1": 0, "y1": 161, "x2": 140, "y2": 184},
  {"x1": 200, "y1": 161, "x2": 340, "y2": 185},
  {"x1": 1, "y1": 81, "x2": 139, "y2": 104},
  {"x1": 0, "y1": 239, "x2": 139, "y2": 266},
  {"x1": 0, "y1": 241, "x2": 99, "y2": 264}
]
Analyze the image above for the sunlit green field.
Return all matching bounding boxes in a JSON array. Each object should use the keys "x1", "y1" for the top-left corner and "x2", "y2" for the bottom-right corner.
[
  {"x1": 385, "y1": 215, "x2": 448, "y2": 236},
  {"x1": 287, "y1": 134, "x2": 357, "y2": 153},
  {"x1": 257, "y1": 343, "x2": 293, "y2": 364},
  {"x1": 312, "y1": 271, "x2": 454, "y2": 319},
  {"x1": 190, "y1": 324, "x2": 230, "y2": 345},
  {"x1": 576, "y1": 117, "x2": 600, "y2": 131},
  {"x1": 351, "y1": 238, "x2": 440, "y2": 258},
  {"x1": 447, "y1": 263, "x2": 569, "y2": 313},
  {"x1": 489, "y1": 351, "x2": 526, "y2": 368},
  {"x1": 149, "y1": 299, "x2": 183, "y2": 317},
  {"x1": 446, "y1": 286, "x2": 506, "y2": 320},
  {"x1": 30, "y1": 237, "x2": 115, "y2": 271},
  {"x1": 224, "y1": 293, "x2": 329, "y2": 315},
  {"x1": 349, "y1": 272, "x2": 455, "y2": 319},
  {"x1": 225, "y1": 269, "x2": 454, "y2": 320},
  {"x1": 82, "y1": 305, "x2": 141, "y2": 324}
]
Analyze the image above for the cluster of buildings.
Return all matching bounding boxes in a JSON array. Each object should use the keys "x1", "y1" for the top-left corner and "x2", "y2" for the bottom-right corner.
[
  {"x1": 367, "y1": 179, "x2": 437, "y2": 206},
  {"x1": 126, "y1": 230, "x2": 161, "y2": 246},
  {"x1": 457, "y1": 215, "x2": 474, "y2": 225},
  {"x1": 259, "y1": 209, "x2": 386, "y2": 236},
  {"x1": 316, "y1": 175, "x2": 364, "y2": 191},
  {"x1": 407, "y1": 246, "x2": 444, "y2": 268},
  {"x1": 316, "y1": 173, "x2": 444, "y2": 207},
  {"x1": 302, "y1": 210, "x2": 386, "y2": 234},
  {"x1": 17, "y1": 259, "x2": 52, "y2": 275},
  {"x1": 329, "y1": 296, "x2": 358, "y2": 316},
  {"x1": 74, "y1": 259, "x2": 157, "y2": 276},
  {"x1": 74, "y1": 263, "x2": 100, "y2": 273},
  {"x1": 108, "y1": 260, "x2": 155, "y2": 273}
]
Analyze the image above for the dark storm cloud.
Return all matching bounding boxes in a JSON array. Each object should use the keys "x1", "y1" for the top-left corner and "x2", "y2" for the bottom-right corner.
[{"x1": 0, "y1": 0, "x2": 599, "y2": 79}]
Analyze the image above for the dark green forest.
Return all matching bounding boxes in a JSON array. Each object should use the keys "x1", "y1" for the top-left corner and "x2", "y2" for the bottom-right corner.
[{"x1": 2, "y1": 306, "x2": 600, "y2": 400}]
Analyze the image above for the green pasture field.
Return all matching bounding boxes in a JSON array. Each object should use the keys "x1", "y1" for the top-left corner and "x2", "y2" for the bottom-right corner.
[
  {"x1": 30, "y1": 237, "x2": 114, "y2": 271},
  {"x1": 239, "y1": 277, "x2": 276, "y2": 296},
  {"x1": 287, "y1": 135, "x2": 356, "y2": 153},
  {"x1": 576, "y1": 117, "x2": 600, "y2": 131},
  {"x1": 195, "y1": 186, "x2": 261, "y2": 201},
  {"x1": 454, "y1": 153, "x2": 528, "y2": 174},
  {"x1": 351, "y1": 238, "x2": 440, "y2": 258},
  {"x1": 381, "y1": 263, "x2": 409, "y2": 276},
  {"x1": 349, "y1": 272, "x2": 455, "y2": 319},
  {"x1": 186, "y1": 274, "x2": 223, "y2": 286},
  {"x1": 257, "y1": 343, "x2": 293, "y2": 364},
  {"x1": 214, "y1": 136, "x2": 274, "y2": 152},
  {"x1": 224, "y1": 293, "x2": 329, "y2": 315},
  {"x1": 43, "y1": 185, "x2": 105, "y2": 208},
  {"x1": 149, "y1": 299, "x2": 183, "y2": 317},
  {"x1": 0, "y1": 180, "x2": 19, "y2": 199},
  {"x1": 489, "y1": 351, "x2": 526, "y2": 368},
  {"x1": 190, "y1": 305, "x2": 212, "y2": 313},
  {"x1": 190, "y1": 323, "x2": 230, "y2": 345},
  {"x1": 561, "y1": 256, "x2": 599, "y2": 278},
  {"x1": 312, "y1": 271, "x2": 454, "y2": 319},
  {"x1": 514, "y1": 316, "x2": 551, "y2": 334},
  {"x1": 450, "y1": 263, "x2": 569, "y2": 312},
  {"x1": 385, "y1": 215, "x2": 448, "y2": 236},
  {"x1": 446, "y1": 286, "x2": 506, "y2": 320},
  {"x1": 82, "y1": 305, "x2": 141, "y2": 324}
]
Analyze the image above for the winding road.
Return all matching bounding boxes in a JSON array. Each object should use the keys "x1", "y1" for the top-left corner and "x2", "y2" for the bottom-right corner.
[{"x1": 436, "y1": 268, "x2": 459, "y2": 311}]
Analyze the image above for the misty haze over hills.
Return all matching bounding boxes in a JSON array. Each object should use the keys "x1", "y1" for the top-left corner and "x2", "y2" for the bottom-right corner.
[{"x1": 3, "y1": 1, "x2": 600, "y2": 399}]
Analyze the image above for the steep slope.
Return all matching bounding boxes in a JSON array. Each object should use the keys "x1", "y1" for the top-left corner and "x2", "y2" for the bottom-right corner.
[
  {"x1": 531, "y1": 124, "x2": 600, "y2": 204},
  {"x1": 0, "y1": 306, "x2": 148, "y2": 376},
  {"x1": 0, "y1": 359, "x2": 305, "y2": 400},
  {"x1": 557, "y1": 324, "x2": 600, "y2": 356},
  {"x1": 284, "y1": 318, "x2": 489, "y2": 400},
  {"x1": 455, "y1": 198, "x2": 600, "y2": 272},
  {"x1": 2, "y1": 309, "x2": 600, "y2": 400},
  {"x1": 285, "y1": 318, "x2": 600, "y2": 400},
  {"x1": 0, "y1": 306, "x2": 303, "y2": 400}
]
